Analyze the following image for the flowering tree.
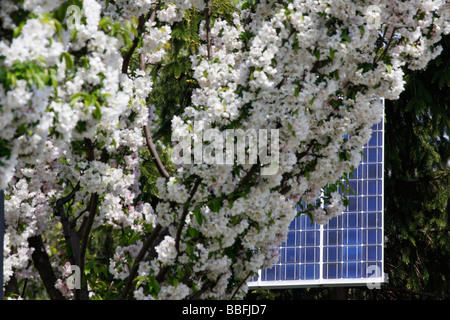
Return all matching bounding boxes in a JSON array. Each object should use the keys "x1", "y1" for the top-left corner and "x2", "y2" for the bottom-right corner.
[{"x1": 0, "y1": 0, "x2": 448, "y2": 300}]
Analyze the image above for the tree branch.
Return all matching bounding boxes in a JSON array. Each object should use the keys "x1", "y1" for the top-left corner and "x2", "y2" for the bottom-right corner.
[
  {"x1": 135, "y1": 9, "x2": 170, "y2": 180},
  {"x1": 56, "y1": 183, "x2": 82, "y2": 268},
  {"x1": 76, "y1": 192, "x2": 99, "y2": 300},
  {"x1": 174, "y1": 178, "x2": 202, "y2": 252},
  {"x1": 28, "y1": 235, "x2": 65, "y2": 300},
  {"x1": 121, "y1": 8, "x2": 159, "y2": 74},
  {"x1": 230, "y1": 272, "x2": 253, "y2": 300},
  {"x1": 235, "y1": 161, "x2": 260, "y2": 193},
  {"x1": 122, "y1": 15, "x2": 145, "y2": 74},
  {"x1": 375, "y1": 26, "x2": 398, "y2": 65},
  {"x1": 205, "y1": 0, "x2": 212, "y2": 59},
  {"x1": 143, "y1": 125, "x2": 170, "y2": 178},
  {"x1": 117, "y1": 224, "x2": 168, "y2": 300},
  {"x1": 189, "y1": 279, "x2": 216, "y2": 300},
  {"x1": 153, "y1": 178, "x2": 202, "y2": 287}
]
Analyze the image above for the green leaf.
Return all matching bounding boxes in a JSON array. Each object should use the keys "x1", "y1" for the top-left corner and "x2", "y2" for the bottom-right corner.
[
  {"x1": 187, "y1": 227, "x2": 199, "y2": 238},
  {"x1": 292, "y1": 34, "x2": 299, "y2": 52},
  {"x1": 341, "y1": 29, "x2": 351, "y2": 42},
  {"x1": 13, "y1": 21, "x2": 26, "y2": 38},
  {"x1": 313, "y1": 48, "x2": 320, "y2": 59},
  {"x1": 150, "y1": 278, "x2": 160, "y2": 295},
  {"x1": 207, "y1": 198, "x2": 222, "y2": 212},
  {"x1": 32, "y1": 71, "x2": 45, "y2": 89},
  {"x1": 174, "y1": 63, "x2": 182, "y2": 79},
  {"x1": 193, "y1": 206, "x2": 203, "y2": 226},
  {"x1": 93, "y1": 103, "x2": 102, "y2": 120},
  {"x1": 17, "y1": 123, "x2": 27, "y2": 136},
  {"x1": 70, "y1": 92, "x2": 84, "y2": 106},
  {"x1": 329, "y1": 48, "x2": 336, "y2": 59},
  {"x1": 61, "y1": 52, "x2": 74, "y2": 70},
  {"x1": 386, "y1": 64, "x2": 392, "y2": 74},
  {"x1": 49, "y1": 68, "x2": 58, "y2": 89}
]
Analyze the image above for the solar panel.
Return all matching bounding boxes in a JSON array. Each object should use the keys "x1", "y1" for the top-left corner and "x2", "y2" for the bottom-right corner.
[{"x1": 248, "y1": 118, "x2": 387, "y2": 289}]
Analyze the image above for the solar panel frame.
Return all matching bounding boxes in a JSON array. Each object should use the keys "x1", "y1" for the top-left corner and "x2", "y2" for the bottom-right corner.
[{"x1": 248, "y1": 112, "x2": 387, "y2": 289}]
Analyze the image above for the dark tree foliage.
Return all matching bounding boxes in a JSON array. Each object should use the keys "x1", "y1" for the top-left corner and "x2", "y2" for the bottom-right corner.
[{"x1": 383, "y1": 34, "x2": 450, "y2": 299}]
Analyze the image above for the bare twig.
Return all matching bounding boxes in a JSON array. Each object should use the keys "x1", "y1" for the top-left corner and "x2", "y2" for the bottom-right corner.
[
  {"x1": 117, "y1": 224, "x2": 168, "y2": 299},
  {"x1": 234, "y1": 161, "x2": 260, "y2": 193},
  {"x1": 135, "y1": 8, "x2": 170, "y2": 180},
  {"x1": 375, "y1": 26, "x2": 397, "y2": 65},
  {"x1": 174, "y1": 178, "x2": 202, "y2": 252},
  {"x1": 189, "y1": 280, "x2": 216, "y2": 300},
  {"x1": 231, "y1": 272, "x2": 253, "y2": 300},
  {"x1": 121, "y1": 7, "x2": 158, "y2": 74},
  {"x1": 205, "y1": 0, "x2": 212, "y2": 59},
  {"x1": 143, "y1": 125, "x2": 170, "y2": 178},
  {"x1": 77, "y1": 192, "x2": 99, "y2": 299}
]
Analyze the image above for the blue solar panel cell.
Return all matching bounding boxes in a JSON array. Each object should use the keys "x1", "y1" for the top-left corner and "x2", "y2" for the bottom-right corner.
[
  {"x1": 283, "y1": 264, "x2": 298, "y2": 280},
  {"x1": 300, "y1": 264, "x2": 319, "y2": 280},
  {"x1": 343, "y1": 212, "x2": 361, "y2": 228},
  {"x1": 301, "y1": 231, "x2": 320, "y2": 247},
  {"x1": 301, "y1": 247, "x2": 320, "y2": 263},
  {"x1": 364, "y1": 229, "x2": 382, "y2": 245},
  {"x1": 343, "y1": 262, "x2": 362, "y2": 278},
  {"x1": 364, "y1": 245, "x2": 382, "y2": 261},
  {"x1": 323, "y1": 263, "x2": 341, "y2": 279},
  {"x1": 324, "y1": 246, "x2": 341, "y2": 262},
  {"x1": 343, "y1": 229, "x2": 362, "y2": 245},
  {"x1": 249, "y1": 117, "x2": 385, "y2": 288},
  {"x1": 364, "y1": 211, "x2": 382, "y2": 228},
  {"x1": 343, "y1": 246, "x2": 362, "y2": 261}
]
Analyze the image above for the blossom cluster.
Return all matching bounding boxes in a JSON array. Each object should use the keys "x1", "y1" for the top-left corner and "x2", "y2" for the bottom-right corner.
[
  {"x1": 158, "y1": 0, "x2": 449, "y2": 298},
  {"x1": 1, "y1": 0, "x2": 448, "y2": 300},
  {"x1": 0, "y1": 0, "x2": 162, "y2": 292}
]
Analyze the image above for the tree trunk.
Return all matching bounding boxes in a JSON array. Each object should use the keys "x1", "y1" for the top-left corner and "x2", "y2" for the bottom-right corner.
[{"x1": 28, "y1": 235, "x2": 65, "y2": 300}]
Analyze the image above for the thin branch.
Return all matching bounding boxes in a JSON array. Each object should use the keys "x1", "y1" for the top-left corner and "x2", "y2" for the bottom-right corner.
[
  {"x1": 76, "y1": 192, "x2": 99, "y2": 300},
  {"x1": 205, "y1": 0, "x2": 212, "y2": 59},
  {"x1": 372, "y1": 26, "x2": 389, "y2": 65},
  {"x1": 136, "y1": 9, "x2": 170, "y2": 180},
  {"x1": 121, "y1": 7, "x2": 159, "y2": 74},
  {"x1": 117, "y1": 224, "x2": 167, "y2": 300},
  {"x1": 143, "y1": 125, "x2": 170, "y2": 178},
  {"x1": 231, "y1": 272, "x2": 253, "y2": 300},
  {"x1": 174, "y1": 178, "x2": 202, "y2": 252},
  {"x1": 72, "y1": 139, "x2": 107, "y2": 299},
  {"x1": 375, "y1": 26, "x2": 398, "y2": 65},
  {"x1": 189, "y1": 280, "x2": 216, "y2": 300},
  {"x1": 151, "y1": 178, "x2": 202, "y2": 287},
  {"x1": 122, "y1": 15, "x2": 146, "y2": 74},
  {"x1": 234, "y1": 161, "x2": 260, "y2": 193}
]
